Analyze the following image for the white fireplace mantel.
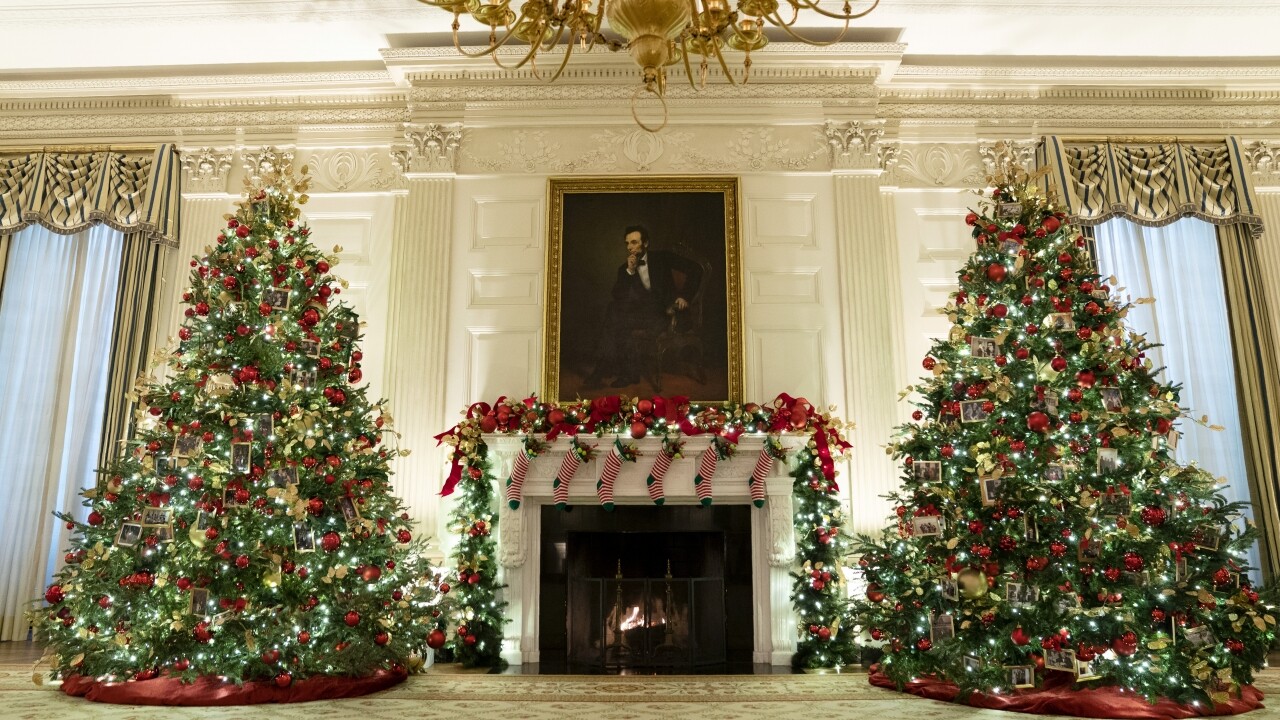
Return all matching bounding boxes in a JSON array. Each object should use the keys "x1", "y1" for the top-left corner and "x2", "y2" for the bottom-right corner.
[{"x1": 485, "y1": 432, "x2": 807, "y2": 667}]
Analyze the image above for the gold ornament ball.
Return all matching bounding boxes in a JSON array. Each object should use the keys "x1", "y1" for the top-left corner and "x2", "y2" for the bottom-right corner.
[{"x1": 956, "y1": 568, "x2": 987, "y2": 599}]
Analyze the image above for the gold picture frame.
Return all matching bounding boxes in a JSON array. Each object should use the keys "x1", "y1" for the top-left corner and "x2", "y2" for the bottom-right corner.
[{"x1": 545, "y1": 176, "x2": 743, "y2": 404}]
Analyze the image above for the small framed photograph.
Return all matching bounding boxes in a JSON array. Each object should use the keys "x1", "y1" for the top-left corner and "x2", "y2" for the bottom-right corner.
[
  {"x1": 912, "y1": 515, "x2": 943, "y2": 537},
  {"x1": 1045, "y1": 647, "x2": 1077, "y2": 672},
  {"x1": 210, "y1": 611, "x2": 234, "y2": 628},
  {"x1": 1097, "y1": 448, "x2": 1121, "y2": 474},
  {"x1": 1006, "y1": 582, "x2": 1040, "y2": 607},
  {"x1": 997, "y1": 201, "x2": 1022, "y2": 218},
  {"x1": 914, "y1": 460, "x2": 942, "y2": 484},
  {"x1": 1054, "y1": 593, "x2": 1081, "y2": 614},
  {"x1": 1099, "y1": 492, "x2": 1132, "y2": 517},
  {"x1": 1182, "y1": 625, "x2": 1216, "y2": 648},
  {"x1": 205, "y1": 373, "x2": 236, "y2": 397},
  {"x1": 155, "y1": 523, "x2": 175, "y2": 543},
  {"x1": 269, "y1": 467, "x2": 298, "y2": 489},
  {"x1": 1044, "y1": 395, "x2": 1059, "y2": 417},
  {"x1": 1167, "y1": 430, "x2": 1179, "y2": 450},
  {"x1": 1006, "y1": 665, "x2": 1035, "y2": 689},
  {"x1": 1174, "y1": 556, "x2": 1189, "y2": 581},
  {"x1": 195, "y1": 509, "x2": 215, "y2": 531},
  {"x1": 223, "y1": 487, "x2": 244, "y2": 508},
  {"x1": 1078, "y1": 539, "x2": 1102, "y2": 563},
  {"x1": 1045, "y1": 313, "x2": 1076, "y2": 332},
  {"x1": 940, "y1": 576, "x2": 960, "y2": 602},
  {"x1": 930, "y1": 613, "x2": 955, "y2": 642},
  {"x1": 338, "y1": 496, "x2": 361, "y2": 526},
  {"x1": 1044, "y1": 464, "x2": 1066, "y2": 484},
  {"x1": 155, "y1": 456, "x2": 174, "y2": 476},
  {"x1": 963, "y1": 655, "x2": 982, "y2": 673},
  {"x1": 1022, "y1": 515, "x2": 1038, "y2": 542},
  {"x1": 979, "y1": 475, "x2": 1002, "y2": 506},
  {"x1": 1099, "y1": 388, "x2": 1123, "y2": 414},
  {"x1": 115, "y1": 522, "x2": 143, "y2": 548},
  {"x1": 1123, "y1": 570, "x2": 1150, "y2": 587},
  {"x1": 960, "y1": 400, "x2": 991, "y2": 424},
  {"x1": 263, "y1": 287, "x2": 291, "y2": 311},
  {"x1": 999, "y1": 239, "x2": 1022, "y2": 255},
  {"x1": 336, "y1": 319, "x2": 360, "y2": 342},
  {"x1": 970, "y1": 337, "x2": 999, "y2": 360},
  {"x1": 298, "y1": 339, "x2": 321, "y2": 358},
  {"x1": 1194, "y1": 525, "x2": 1221, "y2": 550},
  {"x1": 231, "y1": 442, "x2": 253, "y2": 474},
  {"x1": 173, "y1": 435, "x2": 204, "y2": 459},
  {"x1": 252, "y1": 414, "x2": 274, "y2": 438},
  {"x1": 1075, "y1": 660, "x2": 1102, "y2": 681},
  {"x1": 189, "y1": 587, "x2": 210, "y2": 616},
  {"x1": 141, "y1": 506, "x2": 172, "y2": 526},
  {"x1": 289, "y1": 368, "x2": 316, "y2": 389},
  {"x1": 293, "y1": 522, "x2": 316, "y2": 553}
]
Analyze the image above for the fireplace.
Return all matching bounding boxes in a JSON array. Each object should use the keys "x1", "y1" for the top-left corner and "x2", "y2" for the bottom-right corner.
[
  {"x1": 539, "y1": 507, "x2": 752, "y2": 672},
  {"x1": 488, "y1": 433, "x2": 803, "y2": 668}
]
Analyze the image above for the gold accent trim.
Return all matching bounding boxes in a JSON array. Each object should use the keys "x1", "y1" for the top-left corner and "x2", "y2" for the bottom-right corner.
[
  {"x1": 0, "y1": 144, "x2": 170, "y2": 155},
  {"x1": 543, "y1": 175, "x2": 743, "y2": 405}
]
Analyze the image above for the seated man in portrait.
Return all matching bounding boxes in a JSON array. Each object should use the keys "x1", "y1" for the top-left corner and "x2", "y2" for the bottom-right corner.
[{"x1": 586, "y1": 225, "x2": 704, "y2": 389}]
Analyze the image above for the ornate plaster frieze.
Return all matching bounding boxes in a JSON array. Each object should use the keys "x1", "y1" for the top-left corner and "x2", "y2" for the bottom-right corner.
[
  {"x1": 825, "y1": 119, "x2": 886, "y2": 171},
  {"x1": 978, "y1": 139, "x2": 1038, "y2": 182},
  {"x1": 396, "y1": 124, "x2": 463, "y2": 175},
  {"x1": 295, "y1": 149, "x2": 400, "y2": 192},
  {"x1": 180, "y1": 147, "x2": 235, "y2": 194},
  {"x1": 1244, "y1": 140, "x2": 1280, "y2": 186},
  {"x1": 242, "y1": 147, "x2": 296, "y2": 183},
  {"x1": 883, "y1": 142, "x2": 986, "y2": 188},
  {"x1": 460, "y1": 125, "x2": 828, "y2": 174},
  {"x1": 0, "y1": 107, "x2": 406, "y2": 143}
]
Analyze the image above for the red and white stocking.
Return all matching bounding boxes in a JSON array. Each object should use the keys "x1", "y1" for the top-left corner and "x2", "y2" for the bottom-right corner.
[
  {"x1": 553, "y1": 449, "x2": 582, "y2": 510},
  {"x1": 694, "y1": 444, "x2": 718, "y2": 506},
  {"x1": 646, "y1": 451, "x2": 673, "y2": 506},
  {"x1": 750, "y1": 448, "x2": 773, "y2": 508},
  {"x1": 506, "y1": 451, "x2": 531, "y2": 510},
  {"x1": 597, "y1": 447, "x2": 623, "y2": 511}
]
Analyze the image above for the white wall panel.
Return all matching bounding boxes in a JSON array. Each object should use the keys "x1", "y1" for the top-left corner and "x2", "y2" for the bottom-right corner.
[
  {"x1": 894, "y1": 193, "x2": 972, "y2": 382},
  {"x1": 472, "y1": 197, "x2": 542, "y2": 250},
  {"x1": 748, "y1": 328, "x2": 824, "y2": 403},
  {"x1": 748, "y1": 270, "x2": 820, "y2": 305},
  {"x1": 746, "y1": 195, "x2": 817, "y2": 248},
  {"x1": 469, "y1": 271, "x2": 541, "y2": 307},
  {"x1": 468, "y1": 329, "x2": 540, "y2": 401}
]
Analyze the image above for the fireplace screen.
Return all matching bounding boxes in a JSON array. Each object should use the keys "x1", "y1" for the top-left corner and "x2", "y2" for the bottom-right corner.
[{"x1": 569, "y1": 570, "x2": 725, "y2": 670}]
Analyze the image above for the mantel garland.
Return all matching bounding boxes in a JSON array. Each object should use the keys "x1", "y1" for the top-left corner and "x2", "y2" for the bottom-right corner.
[{"x1": 434, "y1": 393, "x2": 859, "y2": 670}]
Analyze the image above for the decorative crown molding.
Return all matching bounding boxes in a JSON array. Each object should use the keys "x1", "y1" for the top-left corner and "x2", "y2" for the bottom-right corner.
[
  {"x1": 297, "y1": 149, "x2": 400, "y2": 192},
  {"x1": 978, "y1": 139, "x2": 1038, "y2": 182},
  {"x1": 883, "y1": 141, "x2": 987, "y2": 188},
  {"x1": 180, "y1": 147, "x2": 235, "y2": 194}
]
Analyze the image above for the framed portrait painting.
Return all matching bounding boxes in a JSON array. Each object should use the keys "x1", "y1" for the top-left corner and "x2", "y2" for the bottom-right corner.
[{"x1": 545, "y1": 176, "x2": 743, "y2": 404}]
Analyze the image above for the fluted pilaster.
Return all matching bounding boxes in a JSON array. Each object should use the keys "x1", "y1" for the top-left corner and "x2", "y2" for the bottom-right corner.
[
  {"x1": 152, "y1": 196, "x2": 230, "y2": 362},
  {"x1": 384, "y1": 176, "x2": 455, "y2": 541},
  {"x1": 832, "y1": 172, "x2": 905, "y2": 535}
]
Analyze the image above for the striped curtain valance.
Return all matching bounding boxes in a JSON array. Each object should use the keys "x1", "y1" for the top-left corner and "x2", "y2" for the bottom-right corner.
[
  {"x1": 0, "y1": 145, "x2": 181, "y2": 247},
  {"x1": 1038, "y1": 136, "x2": 1263, "y2": 239}
]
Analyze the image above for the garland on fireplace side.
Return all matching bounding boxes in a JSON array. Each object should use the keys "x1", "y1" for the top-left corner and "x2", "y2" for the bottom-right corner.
[{"x1": 434, "y1": 393, "x2": 856, "y2": 670}]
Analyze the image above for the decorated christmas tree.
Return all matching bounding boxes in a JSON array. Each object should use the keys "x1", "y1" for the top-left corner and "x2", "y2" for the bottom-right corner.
[
  {"x1": 33, "y1": 165, "x2": 439, "y2": 702},
  {"x1": 851, "y1": 169, "x2": 1272, "y2": 709}
]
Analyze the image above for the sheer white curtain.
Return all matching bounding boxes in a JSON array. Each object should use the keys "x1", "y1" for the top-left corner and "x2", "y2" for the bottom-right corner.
[
  {"x1": 0, "y1": 225, "x2": 123, "y2": 641},
  {"x1": 1095, "y1": 218, "x2": 1259, "y2": 579}
]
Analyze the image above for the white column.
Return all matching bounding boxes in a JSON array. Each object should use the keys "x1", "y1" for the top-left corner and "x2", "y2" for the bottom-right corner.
[
  {"x1": 826, "y1": 121, "x2": 905, "y2": 535},
  {"x1": 1254, "y1": 188, "x2": 1280, "y2": 351}
]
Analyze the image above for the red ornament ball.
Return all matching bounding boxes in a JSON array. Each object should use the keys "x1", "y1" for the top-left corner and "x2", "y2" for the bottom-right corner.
[
  {"x1": 916, "y1": 638, "x2": 932, "y2": 651},
  {"x1": 88, "y1": 511, "x2": 104, "y2": 526},
  {"x1": 630, "y1": 421, "x2": 648, "y2": 439},
  {"x1": 866, "y1": 583, "x2": 886, "y2": 603},
  {"x1": 986, "y1": 263, "x2": 1008, "y2": 283},
  {"x1": 1140, "y1": 506, "x2": 1167, "y2": 527},
  {"x1": 1027, "y1": 411, "x2": 1051, "y2": 433},
  {"x1": 817, "y1": 626, "x2": 832, "y2": 641},
  {"x1": 1113, "y1": 631, "x2": 1138, "y2": 657},
  {"x1": 275, "y1": 672, "x2": 292, "y2": 687},
  {"x1": 345, "y1": 611, "x2": 361, "y2": 627},
  {"x1": 1076, "y1": 370, "x2": 1096, "y2": 388},
  {"x1": 965, "y1": 212, "x2": 979, "y2": 226},
  {"x1": 464, "y1": 634, "x2": 477, "y2": 646},
  {"x1": 44, "y1": 585, "x2": 64, "y2": 604},
  {"x1": 1011, "y1": 627, "x2": 1031, "y2": 646},
  {"x1": 320, "y1": 531, "x2": 341, "y2": 552},
  {"x1": 427, "y1": 628, "x2": 447, "y2": 650},
  {"x1": 439, "y1": 582, "x2": 451, "y2": 594},
  {"x1": 1051, "y1": 356, "x2": 1067, "y2": 372}
]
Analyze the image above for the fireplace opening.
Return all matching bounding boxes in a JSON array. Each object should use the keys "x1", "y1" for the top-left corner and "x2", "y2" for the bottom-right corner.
[{"x1": 538, "y1": 505, "x2": 753, "y2": 674}]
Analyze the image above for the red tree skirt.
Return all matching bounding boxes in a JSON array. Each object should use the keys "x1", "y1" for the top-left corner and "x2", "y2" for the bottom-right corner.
[
  {"x1": 59, "y1": 668, "x2": 407, "y2": 705},
  {"x1": 868, "y1": 665, "x2": 1263, "y2": 720}
]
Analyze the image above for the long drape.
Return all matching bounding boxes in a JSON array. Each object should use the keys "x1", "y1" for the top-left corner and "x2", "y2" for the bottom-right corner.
[
  {"x1": 0, "y1": 226, "x2": 123, "y2": 641},
  {"x1": 1039, "y1": 136, "x2": 1277, "y2": 582},
  {"x1": 1218, "y1": 223, "x2": 1280, "y2": 582},
  {"x1": 97, "y1": 234, "x2": 166, "y2": 475},
  {"x1": 1095, "y1": 219, "x2": 1261, "y2": 581}
]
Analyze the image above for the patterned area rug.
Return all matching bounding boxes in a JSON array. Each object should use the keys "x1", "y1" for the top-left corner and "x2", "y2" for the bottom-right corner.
[{"x1": 1, "y1": 665, "x2": 1277, "y2": 720}]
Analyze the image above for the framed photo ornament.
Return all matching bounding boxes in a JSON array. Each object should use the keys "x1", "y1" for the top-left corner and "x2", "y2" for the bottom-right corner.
[{"x1": 544, "y1": 176, "x2": 743, "y2": 404}]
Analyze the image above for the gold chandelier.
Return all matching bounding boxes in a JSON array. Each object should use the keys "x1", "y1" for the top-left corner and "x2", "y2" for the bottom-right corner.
[{"x1": 416, "y1": 0, "x2": 879, "y2": 131}]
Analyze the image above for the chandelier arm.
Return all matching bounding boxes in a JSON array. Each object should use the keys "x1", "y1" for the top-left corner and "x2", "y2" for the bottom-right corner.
[
  {"x1": 765, "y1": 12, "x2": 850, "y2": 44},
  {"x1": 708, "y1": 38, "x2": 738, "y2": 85},
  {"x1": 632, "y1": 82, "x2": 669, "y2": 133},
  {"x1": 488, "y1": 34, "x2": 544, "y2": 70},
  {"x1": 680, "y1": 35, "x2": 698, "y2": 90},
  {"x1": 545, "y1": 31, "x2": 579, "y2": 82},
  {"x1": 450, "y1": 15, "x2": 527, "y2": 59},
  {"x1": 776, "y1": 0, "x2": 876, "y2": 21}
]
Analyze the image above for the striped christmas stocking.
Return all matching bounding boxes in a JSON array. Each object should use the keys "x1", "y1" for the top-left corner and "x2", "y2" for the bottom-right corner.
[
  {"x1": 505, "y1": 451, "x2": 531, "y2": 510},
  {"x1": 694, "y1": 443, "x2": 718, "y2": 506},
  {"x1": 750, "y1": 446, "x2": 774, "y2": 508},
  {"x1": 646, "y1": 450, "x2": 673, "y2": 506}
]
